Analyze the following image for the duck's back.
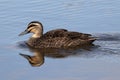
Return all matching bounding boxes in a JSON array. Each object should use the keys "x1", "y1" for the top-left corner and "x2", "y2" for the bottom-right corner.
[{"x1": 27, "y1": 29, "x2": 96, "y2": 49}]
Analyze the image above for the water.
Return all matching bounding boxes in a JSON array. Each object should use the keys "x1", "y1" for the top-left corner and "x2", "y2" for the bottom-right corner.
[{"x1": 0, "y1": 0, "x2": 120, "y2": 80}]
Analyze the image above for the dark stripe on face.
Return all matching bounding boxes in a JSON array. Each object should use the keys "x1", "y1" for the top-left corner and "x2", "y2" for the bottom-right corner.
[
  {"x1": 27, "y1": 24, "x2": 37, "y2": 29},
  {"x1": 27, "y1": 21, "x2": 43, "y2": 30}
]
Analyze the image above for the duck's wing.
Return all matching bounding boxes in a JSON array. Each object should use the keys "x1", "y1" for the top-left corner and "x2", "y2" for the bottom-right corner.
[
  {"x1": 43, "y1": 29, "x2": 93, "y2": 40},
  {"x1": 43, "y1": 29, "x2": 68, "y2": 38},
  {"x1": 32, "y1": 37, "x2": 95, "y2": 49},
  {"x1": 66, "y1": 31, "x2": 92, "y2": 40}
]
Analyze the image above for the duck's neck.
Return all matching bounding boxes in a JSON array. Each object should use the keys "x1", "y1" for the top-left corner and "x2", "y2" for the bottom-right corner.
[
  {"x1": 32, "y1": 30, "x2": 43, "y2": 38},
  {"x1": 27, "y1": 29, "x2": 43, "y2": 47},
  {"x1": 27, "y1": 33, "x2": 42, "y2": 47},
  {"x1": 32, "y1": 33, "x2": 42, "y2": 38}
]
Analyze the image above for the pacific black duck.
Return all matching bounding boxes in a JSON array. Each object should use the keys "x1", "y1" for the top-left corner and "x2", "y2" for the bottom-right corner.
[{"x1": 19, "y1": 21, "x2": 96, "y2": 49}]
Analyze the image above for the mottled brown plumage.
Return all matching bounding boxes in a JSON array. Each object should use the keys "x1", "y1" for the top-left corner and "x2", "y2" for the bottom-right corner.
[{"x1": 19, "y1": 21, "x2": 96, "y2": 49}]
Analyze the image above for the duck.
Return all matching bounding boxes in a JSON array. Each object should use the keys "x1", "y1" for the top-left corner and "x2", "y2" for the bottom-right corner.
[{"x1": 19, "y1": 21, "x2": 96, "y2": 49}]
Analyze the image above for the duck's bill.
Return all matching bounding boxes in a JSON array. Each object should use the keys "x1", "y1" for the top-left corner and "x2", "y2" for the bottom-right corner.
[
  {"x1": 19, "y1": 30, "x2": 29, "y2": 36},
  {"x1": 19, "y1": 53, "x2": 31, "y2": 60}
]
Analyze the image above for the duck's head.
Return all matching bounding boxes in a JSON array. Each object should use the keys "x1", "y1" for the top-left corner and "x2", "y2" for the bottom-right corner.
[
  {"x1": 19, "y1": 21, "x2": 43, "y2": 38},
  {"x1": 19, "y1": 53, "x2": 44, "y2": 67}
]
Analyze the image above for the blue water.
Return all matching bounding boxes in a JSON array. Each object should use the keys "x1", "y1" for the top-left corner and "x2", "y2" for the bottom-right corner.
[{"x1": 0, "y1": 0, "x2": 120, "y2": 80}]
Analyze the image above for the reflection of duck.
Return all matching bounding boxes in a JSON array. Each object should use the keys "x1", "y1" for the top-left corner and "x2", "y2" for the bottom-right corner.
[
  {"x1": 19, "y1": 21, "x2": 96, "y2": 49},
  {"x1": 19, "y1": 44, "x2": 95, "y2": 67},
  {"x1": 20, "y1": 49, "x2": 44, "y2": 67},
  {"x1": 19, "y1": 48, "x2": 75, "y2": 67}
]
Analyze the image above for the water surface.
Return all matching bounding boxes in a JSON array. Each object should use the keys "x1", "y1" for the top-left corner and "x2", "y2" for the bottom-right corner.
[{"x1": 0, "y1": 0, "x2": 120, "y2": 80}]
